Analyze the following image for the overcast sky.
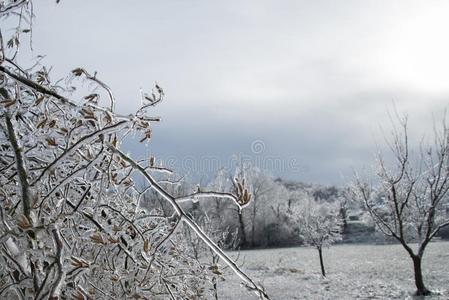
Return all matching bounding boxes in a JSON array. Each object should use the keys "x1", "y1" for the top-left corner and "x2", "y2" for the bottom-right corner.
[{"x1": 23, "y1": 1, "x2": 449, "y2": 184}]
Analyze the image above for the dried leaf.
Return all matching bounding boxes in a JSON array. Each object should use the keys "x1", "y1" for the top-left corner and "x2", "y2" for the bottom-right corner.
[
  {"x1": 112, "y1": 225, "x2": 122, "y2": 232},
  {"x1": 90, "y1": 232, "x2": 106, "y2": 245},
  {"x1": 33, "y1": 95, "x2": 45, "y2": 105},
  {"x1": 123, "y1": 178, "x2": 133, "y2": 187},
  {"x1": 108, "y1": 236, "x2": 119, "y2": 244},
  {"x1": 143, "y1": 239, "x2": 150, "y2": 252},
  {"x1": 84, "y1": 93, "x2": 99, "y2": 102},
  {"x1": 81, "y1": 108, "x2": 96, "y2": 120},
  {"x1": 46, "y1": 137, "x2": 57, "y2": 146},
  {"x1": 0, "y1": 99, "x2": 16, "y2": 108},
  {"x1": 36, "y1": 118, "x2": 47, "y2": 129},
  {"x1": 72, "y1": 289, "x2": 85, "y2": 300},
  {"x1": 57, "y1": 128, "x2": 68, "y2": 135},
  {"x1": 70, "y1": 256, "x2": 90, "y2": 268},
  {"x1": 17, "y1": 215, "x2": 32, "y2": 230},
  {"x1": 72, "y1": 68, "x2": 84, "y2": 77},
  {"x1": 208, "y1": 264, "x2": 222, "y2": 275},
  {"x1": 48, "y1": 120, "x2": 56, "y2": 128}
]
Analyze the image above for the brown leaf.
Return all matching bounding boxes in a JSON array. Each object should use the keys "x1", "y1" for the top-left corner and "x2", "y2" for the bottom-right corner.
[
  {"x1": 70, "y1": 256, "x2": 90, "y2": 268},
  {"x1": 90, "y1": 232, "x2": 106, "y2": 245},
  {"x1": 0, "y1": 99, "x2": 16, "y2": 108},
  {"x1": 48, "y1": 120, "x2": 57, "y2": 128},
  {"x1": 112, "y1": 225, "x2": 122, "y2": 232},
  {"x1": 72, "y1": 289, "x2": 85, "y2": 300},
  {"x1": 81, "y1": 108, "x2": 96, "y2": 120},
  {"x1": 46, "y1": 137, "x2": 57, "y2": 146},
  {"x1": 108, "y1": 236, "x2": 119, "y2": 244},
  {"x1": 84, "y1": 93, "x2": 99, "y2": 102},
  {"x1": 36, "y1": 118, "x2": 47, "y2": 129},
  {"x1": 122, "y1": 178, "x2": 133, "y2": 187},
  {"x1": 72, "y1": 68, "x2": 84, "y2": 77},
  {"x1": 34, "y1": 95, "x2": 45, "y2": 106},
  {"x1": 143, "y1": 239, "x2": 150, "y2": 253},
  {"x1": 17, "y1": 215, "x2": 32, "y2": 230},
  {"x1": 208, "y1": 264, "x2": 222, "y2": 275}
]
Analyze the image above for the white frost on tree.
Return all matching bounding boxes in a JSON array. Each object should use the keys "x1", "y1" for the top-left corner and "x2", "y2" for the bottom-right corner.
[
  {"x1": 288, "y1": 197, "x2": 342, "y2": 277},
  {"x1": 352, "y1": 113, "x2": 449, "y2": 296}
]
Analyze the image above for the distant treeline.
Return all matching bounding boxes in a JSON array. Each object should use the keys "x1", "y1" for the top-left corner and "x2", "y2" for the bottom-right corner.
[{"x1": 142, "y1": 166, "x2": 389, "y2": 249}]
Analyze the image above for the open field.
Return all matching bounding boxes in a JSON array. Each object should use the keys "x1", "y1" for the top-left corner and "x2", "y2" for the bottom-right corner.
[{"x1": 219, "y1": 241, "x2": 449, "y2": 299}]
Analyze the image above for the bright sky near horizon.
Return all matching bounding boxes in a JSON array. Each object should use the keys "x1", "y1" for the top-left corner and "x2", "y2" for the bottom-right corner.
[{"x1": 17, "y1": 0, "x2": 449, "y2": 184}]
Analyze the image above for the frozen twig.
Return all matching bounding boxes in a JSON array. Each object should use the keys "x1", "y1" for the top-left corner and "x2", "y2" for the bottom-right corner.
[
  {"x1": 49, "y1": 225, "x2": 65, "y2": 299},
  {"x1": 4, "y1": 113, "x2": 32, "y2": 221}
]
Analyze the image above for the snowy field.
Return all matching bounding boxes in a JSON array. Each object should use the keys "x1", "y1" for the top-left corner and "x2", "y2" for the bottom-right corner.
[{"x1": 219, "y1": 241, "x2": 449, "y2": 299}]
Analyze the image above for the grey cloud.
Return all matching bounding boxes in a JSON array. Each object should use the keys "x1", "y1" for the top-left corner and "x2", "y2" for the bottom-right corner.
[{"x1": 23, "y1": 1, "x2": 449, "y2": 184}]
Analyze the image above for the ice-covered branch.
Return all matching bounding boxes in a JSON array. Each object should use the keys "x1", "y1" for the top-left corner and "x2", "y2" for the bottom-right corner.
[
  {"x1": 0, "y1": 65, "x2": 78, "y2": 108},
  {"x1": 4, "y1": 113, "x2": 32, "y2": 221},
  {"x1": 32, "y1": 120, "x2": 129, "y2": 185},
  {"x1": 49, "y1": 225, "x2": 65, "y2": 299},
  {"x1": 71, "y1": 68, "x2": 116, "y2": 111},
  {"x1": 107, "y1": 143, "x2": 270, "y2": 300},
  {"x1": 0, "y1": 0, "x2": 29, "y2": 15},
  {"x1": 176, "y1": 191, "x2": 241, "y2": 207}
]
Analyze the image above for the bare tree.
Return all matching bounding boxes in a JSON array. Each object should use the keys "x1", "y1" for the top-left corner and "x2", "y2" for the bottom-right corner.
[
  {"x1": 352, "y1": 114, "x2": 449, "y2": 295},
  {"x1": 0, "y1": 1, "x2": 270, "y2": 299},
  {"x1": 288, "y1": 197, "x2": 342, "y2": 277},
  {"x1": 247, "y1": 169, "x2": 276, "y2": 248}
]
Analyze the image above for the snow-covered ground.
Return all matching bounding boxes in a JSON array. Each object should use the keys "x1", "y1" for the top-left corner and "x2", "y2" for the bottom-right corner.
[{"x1": 219, "y1": 241, "x2": 449, "y2": 299}]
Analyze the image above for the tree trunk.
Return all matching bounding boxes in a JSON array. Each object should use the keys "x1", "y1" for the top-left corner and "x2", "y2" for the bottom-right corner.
[
  {"x1": 412, "y1": 255, "x2": 431, "y2": 296},
  {"x1": 251, "y1": 203, "x2": 256, "y2": 247},
  {"x1": 318, "y1": 247, "x2": 326, "y2": 277},
  {"x1": 237, "y1": 210, "x2": 247, "y2": 248},
  {"x1": 339, "y1": 206, "x2": 348, "y2": 234}
]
